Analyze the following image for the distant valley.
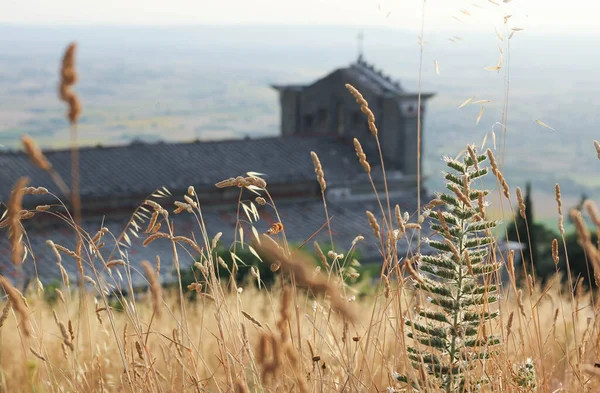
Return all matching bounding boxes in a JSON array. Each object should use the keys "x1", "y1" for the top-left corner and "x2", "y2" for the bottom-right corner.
[{"x1": 0, "y1": 25, "x2": 599, "y2": 219}]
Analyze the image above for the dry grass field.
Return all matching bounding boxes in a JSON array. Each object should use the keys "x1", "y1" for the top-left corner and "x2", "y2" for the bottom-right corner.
[{"x1": 2, "y1": 12, "x2": 600, "y2": 392}]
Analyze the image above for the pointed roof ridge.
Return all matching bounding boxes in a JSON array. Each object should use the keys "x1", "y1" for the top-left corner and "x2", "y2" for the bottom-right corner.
[{"x1": 348, "y1": 55, "x2": 404, "y2": 95}]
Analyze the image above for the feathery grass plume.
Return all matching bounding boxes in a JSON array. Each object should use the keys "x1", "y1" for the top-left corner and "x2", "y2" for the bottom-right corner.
[
  {"x1": 0, "y1": 276, "x2": 30, "y2": 337},
  {"x1": 397, "y1": 145, "x2": 500, "y2": 392},
  {"x1": 345, "y1": 84, "x2": 378, "y2": 136},
  {"x1": 516, "y1": 187, "x2": 526, "y2": 219},
  {"x1": 353, "y1": 138, "x2": 371, "y2": 173},
  {"x1": 22, "y1": 135, "x2": 51, "y2": 171},
  {"x1": 556, "y1": 184, "x2": 564, "y2": 235},
  {"x1": 594, "y1": 140, "x2": 600, "y2": 160},
  {"x1": 8, "y1": 177, "x2": 28, "y2": 266},
  {"x1": 141, "y1": 260, "x2": 162, "y2": 317},
  {"x1": 310, "y1": 151, "x2": 326, "y2": 191},
  {"x1": 58, "y1": 43, "x2": 81, "y2": 124}
]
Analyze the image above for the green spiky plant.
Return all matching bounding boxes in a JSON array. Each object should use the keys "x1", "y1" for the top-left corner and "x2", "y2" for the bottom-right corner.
[{"x1": 397, "y1": 145, "x2": 502, "y2": 392}]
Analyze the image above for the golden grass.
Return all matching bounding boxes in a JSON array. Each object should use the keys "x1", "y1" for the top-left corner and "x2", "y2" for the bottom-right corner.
[
  {"x1": 4, "y1": 22, "x2": 600, "y2": 393},
  {"x1": 4, "y1": 128, "x2": 600, "y2": 392}
]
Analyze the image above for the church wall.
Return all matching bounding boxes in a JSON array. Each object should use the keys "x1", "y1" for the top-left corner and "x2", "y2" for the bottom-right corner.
[
  {"x1": 297, "y1": 70, "x2": 381, "y2": 157},
  {"x1": 279, "y1": 89, "x2": 301, "y2": 136}
]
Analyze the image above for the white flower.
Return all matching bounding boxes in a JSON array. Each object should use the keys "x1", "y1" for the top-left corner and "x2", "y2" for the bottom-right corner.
[
  {"x1": 386, "y1": 387, "x2": 397, "y2": 393},
  {"x1": 237, "y1": 287, "x2": 243, "y2": 294},
  {"x1": 348, "y1": 295, "x2": 356, "y2": 303}
]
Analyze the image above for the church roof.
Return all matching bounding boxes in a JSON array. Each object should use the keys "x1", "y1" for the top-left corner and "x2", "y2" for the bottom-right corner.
[
  {"x1": 272, "y1": 56, "x2": 434, "y2": 99},
  {"x1": 0, "y1": 135, "x2": 376, "y2": 206},
  {"x1": 344, "y1": 55, "x2": 404, "y2": 95}
]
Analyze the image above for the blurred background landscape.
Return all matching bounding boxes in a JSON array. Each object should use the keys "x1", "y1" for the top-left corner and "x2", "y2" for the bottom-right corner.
[{"x1": 1, "y1": 0, "x2": 599, "y2": 224}]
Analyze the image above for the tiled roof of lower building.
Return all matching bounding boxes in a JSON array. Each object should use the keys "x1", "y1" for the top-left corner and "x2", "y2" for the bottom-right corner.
[{"x1": 0, "y1": 135, "x2": 374, "y2": 203}]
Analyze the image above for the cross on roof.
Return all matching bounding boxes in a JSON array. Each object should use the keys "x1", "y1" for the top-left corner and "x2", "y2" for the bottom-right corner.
[{"x1": 357, "y1": 31, "x2": 364, "y2": 61}]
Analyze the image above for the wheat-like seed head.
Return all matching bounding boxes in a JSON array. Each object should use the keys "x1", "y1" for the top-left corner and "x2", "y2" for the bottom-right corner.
[
  {"x1": 353, "y1": 138, "x2": 371, "y2": 173},
  {"x1": 451, "y1": 184, "x2": 472, "y2": 207},
  {"x1": 8, "y1": 177, "x2": 28, "y2": 266},
  {"x1": 467, "y1": 144, "x2": 479, "y2": 170},
  {"x1": 366, "y1": 210, "x2": 380, "y2": 238},
  {"x1": 552, "y1": 238, "x2": 559, "y2": 265},
  {"x1": 516, "y1": 187, "x2": 526, "y2": 220},
  {"x1": 310, "y1": 151, "x2": 327, "y2": 191},
  {"x1": 0, "y1": 277, "x2": 30, "y2": 337},
  {"x1": 345, "y1": 84, "x2": 378, "y2": 137},
  {"x1": 141, "y1": 260, "x2": 162, "y2": 318},
  {"x1": 555, "y1": 184, "x2": 564, "y2": 235},
  {"x1": 584, "y1": 200, "x2": 600, "y2": 227},
  {"x1": 22, "y1": 135, "x2": 51, "y2": 171},
  {"x1": 506, "y1": 311, "x2": 514, "y2": 338},
  {"x1": 59, "y1": 43, "x2": 81, "y2": 124}
]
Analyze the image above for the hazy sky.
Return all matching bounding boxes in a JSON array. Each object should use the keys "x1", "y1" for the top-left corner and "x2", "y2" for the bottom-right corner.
[{"x1": 2, "y1": 0, "x2": 599, "y2": 34}]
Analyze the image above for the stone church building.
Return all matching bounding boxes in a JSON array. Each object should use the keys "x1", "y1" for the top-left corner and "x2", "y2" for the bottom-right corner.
[
  {"x1": 0, "y1": 56, "x2": 438, "y2": 287},
  {"x1": 273, "y1": 55, "x2": 434, "y2": 180}
]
